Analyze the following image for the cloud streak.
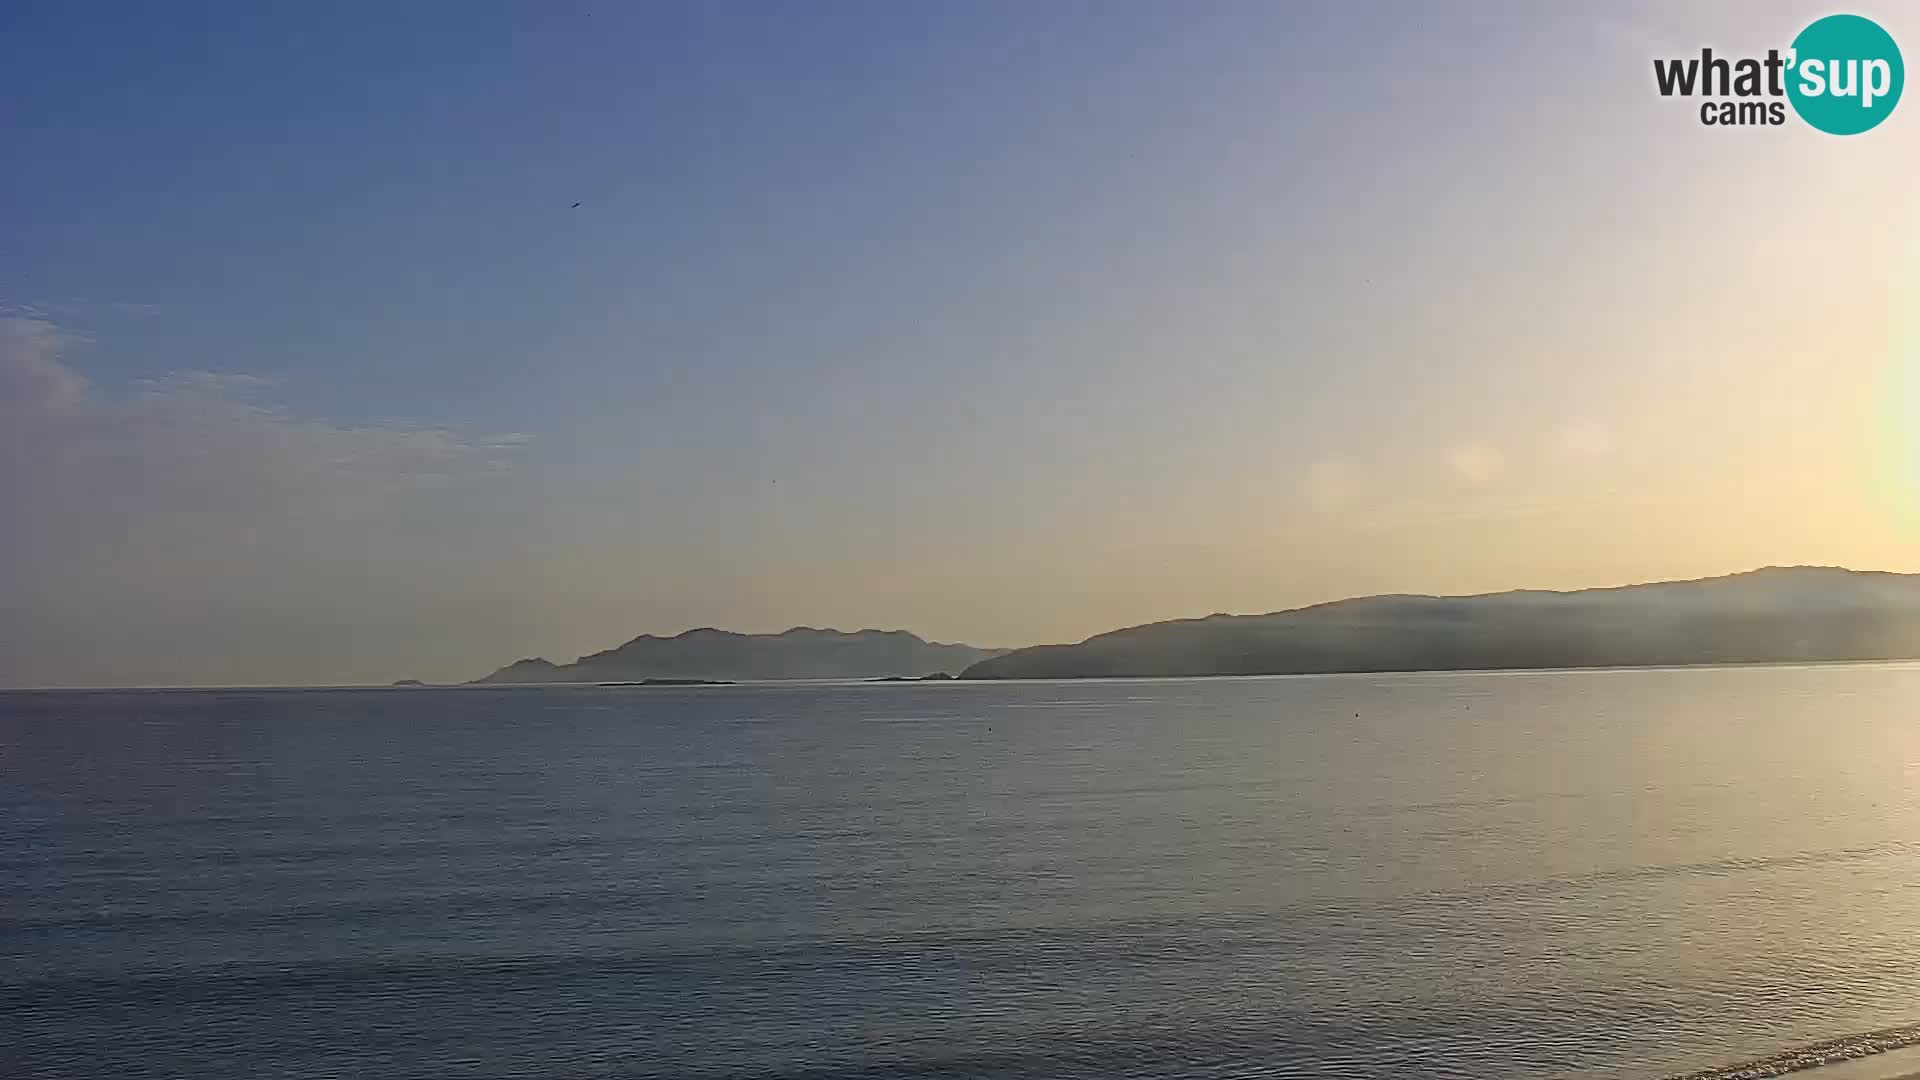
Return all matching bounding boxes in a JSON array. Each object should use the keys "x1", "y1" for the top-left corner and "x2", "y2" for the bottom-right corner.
[
  {"x1": 0, "y1": 317, "x2": 90, "y2": 411},
  {"x1": 2, "y1": 316, "x2": 520, "y2": 520},
  {"x1": 1448, "y1": 441, "x2": 1504, "y2": 485},
  {"x1": 1, "y1": 316, "x2": 527, "y2": 686},
  {"x1": 1554, "y1": 419, "x2": 1614, "y2": 461}
]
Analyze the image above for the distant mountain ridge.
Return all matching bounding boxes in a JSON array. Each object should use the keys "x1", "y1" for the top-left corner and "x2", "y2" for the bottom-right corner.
[
  {"x1": 960, "y1": 567, "x2": 1920, "y2": 679},
  {"x1": 474, "y1": 627, "x2": 1006, "y2": 684}
]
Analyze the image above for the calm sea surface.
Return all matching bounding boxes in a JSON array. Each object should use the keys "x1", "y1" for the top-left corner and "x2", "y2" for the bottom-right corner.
[{"x1": 5, "y1": 666, "x2": 1919, "y2": 1079}]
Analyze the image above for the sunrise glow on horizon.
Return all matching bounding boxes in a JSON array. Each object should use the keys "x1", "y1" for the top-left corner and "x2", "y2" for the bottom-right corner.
[{"x1": 4, "y1": 1, "x2": 1918, "y2": 687}]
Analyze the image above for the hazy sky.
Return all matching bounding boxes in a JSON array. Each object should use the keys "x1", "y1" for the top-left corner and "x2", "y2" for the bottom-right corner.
[{"x1": 4, "y1": 2, "x2": 1918, "y2": 686}]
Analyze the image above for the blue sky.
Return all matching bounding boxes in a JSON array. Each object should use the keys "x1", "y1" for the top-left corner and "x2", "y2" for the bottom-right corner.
[{"x1": 4, "y1": 2, "x2": 1917, "y2": 685}]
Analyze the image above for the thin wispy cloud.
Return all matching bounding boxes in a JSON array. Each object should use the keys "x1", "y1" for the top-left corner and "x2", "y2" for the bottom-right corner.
[
  {"x1": 1, "y1": 315, "x2": 532, "y2": 685},
  {"x1": 1, "y1": 314, "x2": 523, "y2": 543},
  {"x1": 1554, "y1": 419, "x2": 1615, "y2": 461},
  {"x1": 133, "y1": 370, "x2": 285, "y2": 394},
  {"x1": 0, "y1": 317, "x2": 90, "y2": 411},
  {"x1": 1448, "y1": 441, "x2": 1505, "y2": 485}
]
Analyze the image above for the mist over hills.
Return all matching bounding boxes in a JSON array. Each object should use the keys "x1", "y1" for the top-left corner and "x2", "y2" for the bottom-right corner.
[
  {"x1": 959, "y1": 567, "x2": 1920, "y2": 679},
  {"x1": 468, "y1": 568, "x2": 1920, "y2": 686},
  {"x1": 474, "y1": 628, "x2": 1006, "y2": 684}
]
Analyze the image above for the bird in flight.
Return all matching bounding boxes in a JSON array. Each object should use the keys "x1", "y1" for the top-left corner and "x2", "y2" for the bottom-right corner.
[{"x1": 571, "y1": 201, "x2": 582, "y2": 209}]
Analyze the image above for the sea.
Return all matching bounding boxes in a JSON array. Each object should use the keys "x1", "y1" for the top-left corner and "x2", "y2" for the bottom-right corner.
[{"x1": 4, "y1": 664, "x2": 1919, "y2": 1080}]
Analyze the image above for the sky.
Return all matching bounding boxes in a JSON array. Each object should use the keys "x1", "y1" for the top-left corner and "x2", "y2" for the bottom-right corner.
[{"x1": 3, "y1": 1, "x2": 1918, "y2": 687}]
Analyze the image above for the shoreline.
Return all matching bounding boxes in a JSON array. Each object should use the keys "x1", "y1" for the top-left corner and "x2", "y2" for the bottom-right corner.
[
  {"x1": 9, "y1": 655, "x2": 1920, "y2": 693},
  {"x1": 1669, "y1": 1027, "x2": 1920, "y2": 1080}
]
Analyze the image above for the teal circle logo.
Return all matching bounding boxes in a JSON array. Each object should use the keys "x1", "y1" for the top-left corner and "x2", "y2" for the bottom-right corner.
[{"x1": 1787, "y1": 14, "x2": 1904, "y2": 134}]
